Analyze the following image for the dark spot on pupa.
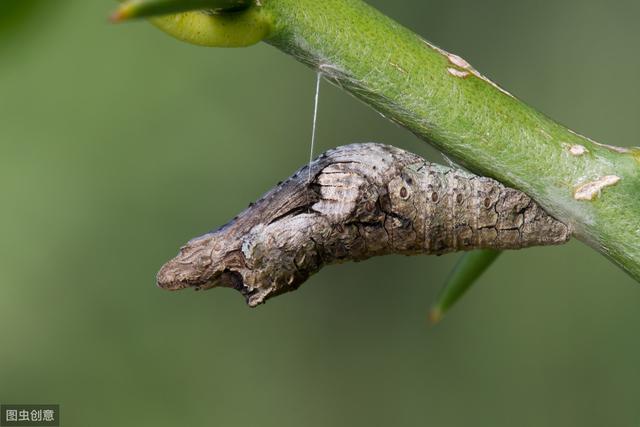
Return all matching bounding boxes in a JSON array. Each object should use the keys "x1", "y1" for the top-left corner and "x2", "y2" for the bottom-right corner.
[
  {"x1": 456, "y1": 193, "x2": 463, "y2": 204},
  {"x1": 484, "y1": 197, "x2": 491, "y2": 208},
  {"x1": 400, "y1": 187, "x2": 408, "y2": 198},
  {"x1": 431, "y1": 192, "x2": 439, "y2": 202}
]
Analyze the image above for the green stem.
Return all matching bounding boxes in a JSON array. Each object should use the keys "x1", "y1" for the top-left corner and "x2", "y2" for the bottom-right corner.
[{"x1": 124, "y1": 0, "x2": 640, "y2": 281}]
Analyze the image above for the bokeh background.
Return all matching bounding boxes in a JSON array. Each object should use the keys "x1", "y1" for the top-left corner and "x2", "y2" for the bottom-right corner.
[{"x1": 2, "y1": 1, "x2": 640, "y2": 426}]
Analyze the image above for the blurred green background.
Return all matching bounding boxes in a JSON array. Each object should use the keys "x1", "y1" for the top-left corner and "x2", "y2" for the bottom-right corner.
[{"x1": 2, "y1": 1, "x2": 640, "y2": 426}]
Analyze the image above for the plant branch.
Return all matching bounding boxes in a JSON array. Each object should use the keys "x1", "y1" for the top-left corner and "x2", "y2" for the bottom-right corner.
[
  {"x1": 264, "y1": 0, "x2": 640, "y2": 281},
  {"x1": 157, "y1": 143, "x2": 569, "y2": 306},
  {"x1": 115, "y1": 0, "x2": 640, "y2": 280}
]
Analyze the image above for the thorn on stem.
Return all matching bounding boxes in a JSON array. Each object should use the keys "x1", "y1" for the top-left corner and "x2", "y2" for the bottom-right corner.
[
  {"x1": 429, "y1": 249, "x2": 502, "y2": 324},
  {"x1": 109, "y1": 0, "x2": 251, "y2": 23},
  {"x1": 428, "y1": 308, "x2": 443, "y2": 325}
]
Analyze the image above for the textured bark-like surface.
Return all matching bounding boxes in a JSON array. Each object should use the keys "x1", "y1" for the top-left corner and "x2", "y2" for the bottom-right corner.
[{"x1": 157, "y1": 143, "x2": 570, "y2": 306}]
